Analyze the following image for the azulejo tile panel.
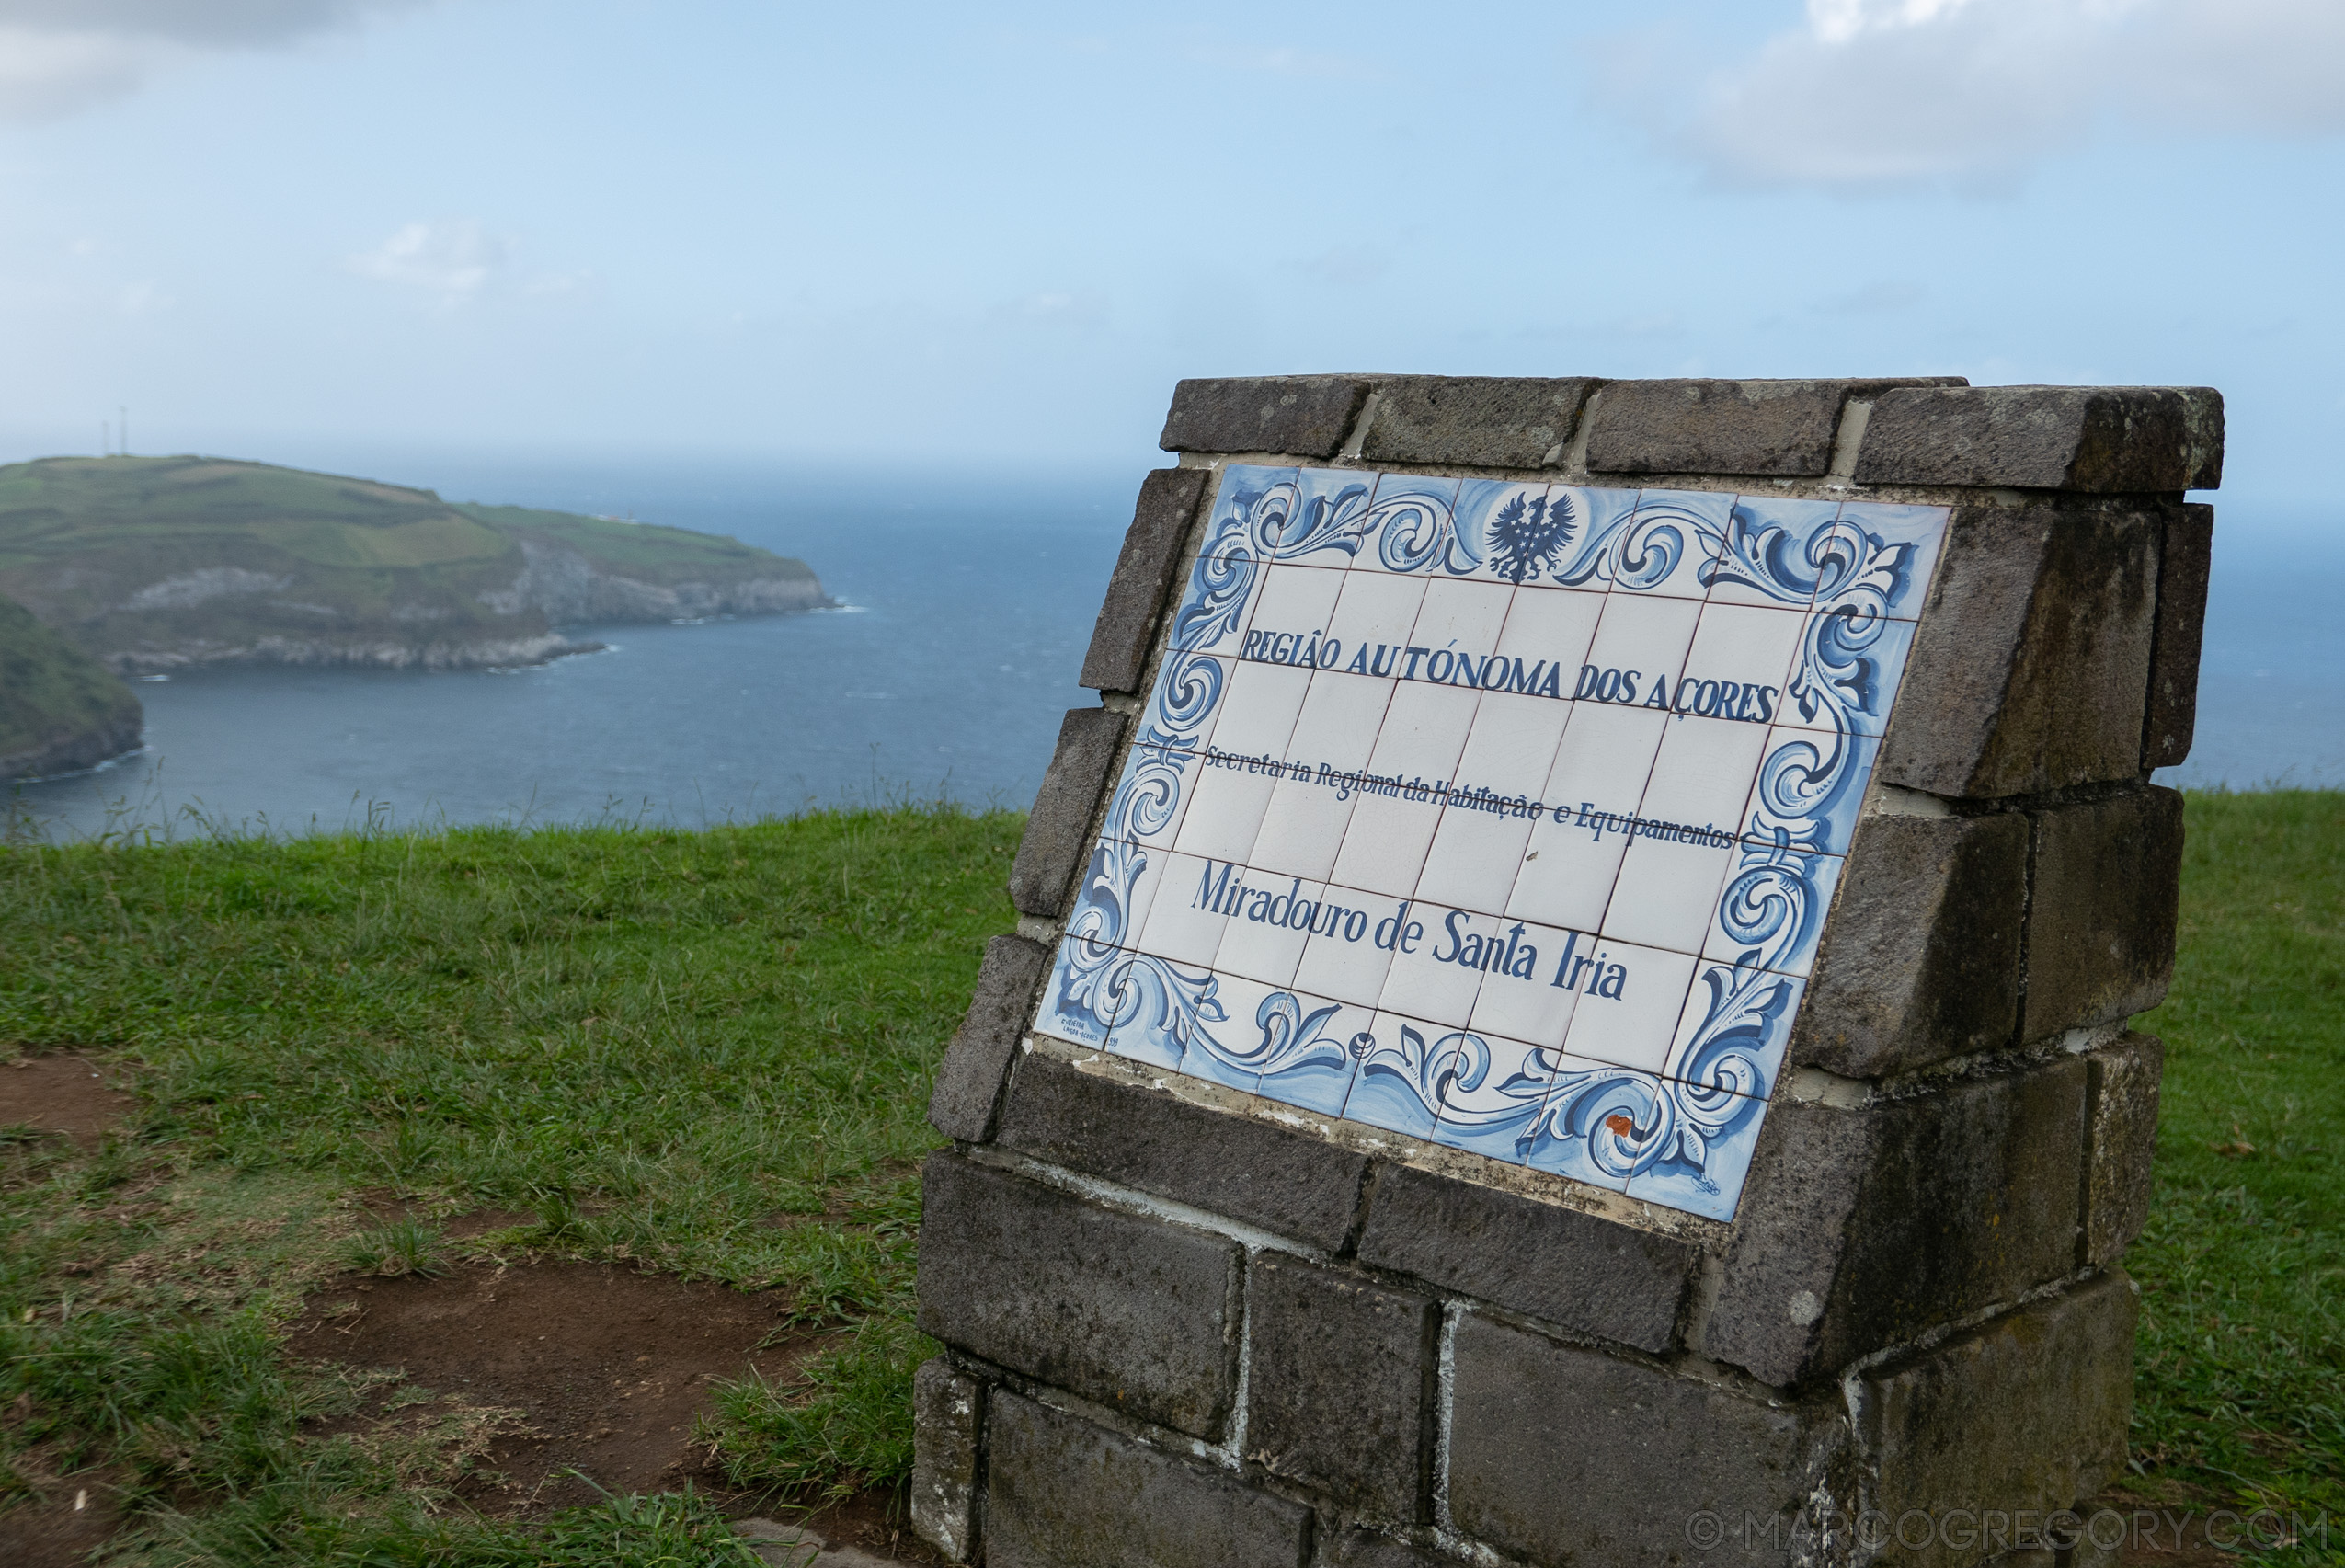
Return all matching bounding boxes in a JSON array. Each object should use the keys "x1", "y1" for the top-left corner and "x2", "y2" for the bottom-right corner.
[{"x1": 1039, "y1": 467, "x2": 1951, "y2": 1220}]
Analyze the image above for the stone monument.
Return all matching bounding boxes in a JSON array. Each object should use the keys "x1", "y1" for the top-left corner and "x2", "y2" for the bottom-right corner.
[{"x1": 912, "y1": 375, "x2": 2218, "y2": 1568}]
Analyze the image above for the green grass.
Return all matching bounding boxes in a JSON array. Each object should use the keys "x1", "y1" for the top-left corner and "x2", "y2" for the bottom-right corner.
[
  {"x1": 0, "y1": 593, "x2": 140, "y2": 772},
  {"x1": 2129, "y1": 791, "x2": 2345, "y2": 1540},
  {"x1": 0, "y1": 806, "x2": 1017, "y2": 1562},
  {"x1": 0, "y1": 793, "x2": 2337, "y2": 1563}
]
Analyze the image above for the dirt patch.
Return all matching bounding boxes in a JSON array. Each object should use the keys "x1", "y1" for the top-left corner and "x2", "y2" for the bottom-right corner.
[
  {"x1": 0, "y1": 1461, "x2": 128, "y2": 1568},
  {"x1": 293, "y1": 1261, "x2": 820, "y2": 1513},
  {"x1": 0, "y1": 1054, "x2": 134, "y2": 1148}
]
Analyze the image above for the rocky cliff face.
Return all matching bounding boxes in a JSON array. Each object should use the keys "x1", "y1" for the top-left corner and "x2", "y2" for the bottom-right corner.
[
  {"x1": 0, "y1": 595, "x2": 143, "y2": 782},
  {"x1": 476, "y1": 540, "x2": 831, "y2": 624}
]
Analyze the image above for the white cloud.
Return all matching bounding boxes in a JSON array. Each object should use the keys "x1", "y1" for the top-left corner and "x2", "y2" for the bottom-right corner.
[
  {"x1": 348, "y1": 220, "x2": 510, "y2": 301},
  {"x1": 0, "y1": 0, "x2": 429, "y2": 123},
  {"x1": 1628, "y1": 0, "x2": 2345, "y2": 193}
]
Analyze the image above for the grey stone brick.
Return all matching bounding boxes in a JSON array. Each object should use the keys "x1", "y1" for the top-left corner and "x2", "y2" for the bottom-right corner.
[
  {"x1": 1160, "y1": 375, "x2": 1372, "y2": 458},
  {"x1": 1854, "y1": 384, "x2": 2223, "y2": 492},
  {"x1": 997, "y1": 1053, "x2": 1369, "y2": 1252},
  {"x1": 2083, "y1": 1033, "x2": 2165, "y2": 1265},
  {"x1": 1790, "y1": 810, "x2": 2029, "y2": 1077},
  {"x1": 2023, "y1": 788, "x2": 2184, "y2": 1040},
  {"x1": 910, "y1": 1358, "x2": 982, "y2": 1562},
  {"x1": 1244, "y1": 1253, "x2": 1435, "y2": 1520},
  {"x1": 916, "y1": 1152, "x2": 1240, "y2": 1438},
  {"x1": 1355, "y1": 375, "x2": 1605, "y2": 469},
  {"x1": 2144, "y1": 502, "x2": 2214, "y2": 770},
  {"x1": 985, "y1": 1391, "x2": 1312, "y2": 1568},
  {"x1": 1322, "y1": 1529, "x2": 1461, "y2": 1568},
  {"x1": 1355, "y1": 1164, "x2": 1693, "y2": 1353},
  {"x1": 1449, "y1": 1313, "x2": 1852, "y2": 1568},
  {"x1": 1703, "y1": 1060, "x2": 2087, "y2": 1388},
  {"x1": 1008, "y1": 707, "x2": 1128, "y2": 919},
  {"x1": 928, "y1": 935, "x2": 1052, "y2": 1143},
  {"x1": 1585, "y1": 376, "x2": 1962, "y2": 477},
  {"x1": 1879, "y1": 504, "x2": 2159, "y2": 798},
  {"x1": 1861, "y1": 1272, "x2": 2138, "y2": 1568},
  {"x1": 1081, "y1": 468, "x2": 1213, "y2": 694}
]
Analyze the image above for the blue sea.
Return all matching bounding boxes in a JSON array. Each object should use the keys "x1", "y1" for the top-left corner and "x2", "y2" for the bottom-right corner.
[{"x1": 11, "y1": 461, "x2": 2341, "y2": 841}]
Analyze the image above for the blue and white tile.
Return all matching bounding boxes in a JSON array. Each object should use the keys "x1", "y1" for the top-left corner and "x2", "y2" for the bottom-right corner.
[
  {"x1": 1575, "y1": 592, "x2": 1702, "y2": 712},
  {"x1": 1543, "y1": 485, "x2": 1644, "y2": 589},
  {"x1": 1505, "y1": 704, "x2": 1666, "y2": 931},
  {"x1": 1132, "y1": 851, "x2": 1241, "y2": 969},
  {"x1": 1493, "y1": 581, "x2": 1606, "y2": 681},
  {"x1": 1351, "y1": 473, "x2": 1466, "y2": 578},
  {"x1": 1059, "y1": 828, "x2": 1177, "y2": 959},
  {"x1": 1171, "y1": 661, "x2": 1311, "y2": 864},
  {"x1": 1203, "y1": 465, "x2": 1301, "y2": 556},
  {"x1": 1426, "y1": 1031, "x2": 1556, "y2": 1164},
  {"x1": 1329, "y1": 681, "x2": 1480, "y2": 898},
  {"x1": 1338, "y1": 1009, "x2": 1454, "y2": 1140},
  {"x1": 1704, "y1": 496, "x2": 1843, "y2": 610},
  {"x1": 1035, "y1": 931, "x2": 1138, "y2": 1049},
  {"x1": 1618, "y1": 488, "x2": 1735, "y2": 600},
  {"x1": 1742, "y1": 727, "x2": 1881, "y2": 858},
  {"x1": 1519, "y1": 1061, "x2": 1654, "y2": 1193},
  {"x1": 1600, "y1": 833, "x2": 1736, "y2": 959},
  {"x1": 1325, "y1": 569, "x2": 1430, "y2": 671},
  {"x1": 1286, "y1": 468, "x2": 1382, "y2": 568},
  {"x1": 1621, "y1": 1087, "x2": 1771, "y2": 1222},
  {"x1": 1414, "y1": 692, "x2": 1573, "y2": 913},
  {"x1": 1212, "y1": 873, "x2": 1333, "y2": 990},
  {"x1": 1374, "y1": 899, "x2": 1494, "y2": 1028},
  {"x1": 1775, "y1": 607, "x2": 1917, "y2": 740},
  {"x1": 1466, "y1": 918, "x2": 1590, "y2": 1049},
  {"x1": 1105, "y1": 741, "x2": 1208, "y2": 852},
  {"x1": 1558, "y1": 940, "x2": 1699, "y2": 1076},
  {"x1": 1638, "y1": 712, "x2": 1773, "y2": 833},
  {"x1": 1823, "y1": 501, "x2": 1953, "y2": 622},
  {"x1": 1452, "y1": 478, "x2": 1562, "y2": 587},
  {"x1": 1407, "y1": 578, "x2": 1517, "y2": 676},
  {"x1": 1250, "y1": 670, "x2": 1393, "y2": 881},
  {"x1": 1702, "y1": 847, "x2": 1846, "y2": 979},
  {"x1": 1248, "y1": 986, "x2": 1369, "y2": 1116},
  {"x1": 1291, "y1": 881, "x2": 1406, "y2": 1009},
  {"x1": 1237, "y1": 561, "x2": 1348, "y2": 670},
  {"x1": 1675, "y1": 602, "x2": 1808, "y2": 727},
  {"x1": 1663, "y1": 963, "x2": 1801, "y2": 1103},
  {"x1": 1135, "y1": 650, "x2": 1238, "y2": 753}
]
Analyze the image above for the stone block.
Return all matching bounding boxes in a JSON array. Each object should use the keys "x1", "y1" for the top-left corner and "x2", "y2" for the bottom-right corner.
[
  {"x1": 1855, "y1": 384, "x2": 2223, "y2": 492},
  {"x1": 1354, "y1": 375, "x2": 1605, "y2": 469},
  {"x1": 2023, "y1": 788, "x2": 2184, "y2": 1040},
  {"x1": 1244, "y1": 1253, "x2": 1435, "y2": 1520},
  {"x1": 2143, "y1": 502, "x2": 2214, "y2": 770},
  {"x1": 1861, "y1": 1273, "x2": 2138, "y2": 1568},
  {"x1": 1322, "y1": 1530, "x2": 1461, "y2": 1568},
  {"x1": 1703, "y1": 1060, "x2": 2087, "y2": 1388},
  {"x1": 1354, "y1": 1164, "x2": 1693, "y2": 1353},
  {"x1": 1584, "y1": 376, "x2": 1962, "y2": 477},
  {"x1": 1160, "y1": 375, "x2": 1372, "y2": 458},
  {"x1": 1081, "y1": 468, "x2": 1213, "y2": 694},
  {"x1": 997, "y1": 1053, "x2": 1369, "y2": 1251},
  {"x1": 910, "y1": 1357, "x2": 981, "y2": 1562},
  {"x1": 929, "y1": 935, "x2": 1052, "y2": 1143},
  {"x1": 1008, "y1": 707, "x2": 1129, "y2": 919},
  {"x1": 1449, "y1": 1313, "x2": 1852, "y2": 1568},
  {"x1": 1791, "y1": 810, "x2": 2029, "y2": 1076},
  {"x1": 916, "y1": 1152, "x2": 1239, "y2": 1438},
  {"x1": 985, "y1": 1391, "x2": 1312, "y2": 1568},
  {"x1": 1879, "y1": 505, "x2": 2159, "y2": 798},
  {"x1": 2083, "y1": 1033, "x2": 2164, "y2": 1265}
]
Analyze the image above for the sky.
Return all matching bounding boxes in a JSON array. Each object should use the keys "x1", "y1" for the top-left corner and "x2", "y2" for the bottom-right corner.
[{"x1": 1, "y1": 0, "x2": 2340, "y2": 516}]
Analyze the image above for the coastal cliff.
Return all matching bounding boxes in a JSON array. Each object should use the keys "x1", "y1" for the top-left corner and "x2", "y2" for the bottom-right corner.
[
  {"x1": 0, "y1": 456, "x2": 831, "y2": 672},
  {"x1": 0, "y1": 594, "x2": 143, "y2": 782}
]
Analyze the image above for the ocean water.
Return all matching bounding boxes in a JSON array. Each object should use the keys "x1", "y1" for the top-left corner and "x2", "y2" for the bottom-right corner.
[{"x1": 10, "y1": 463, "x2": 2340, "y2": 841}]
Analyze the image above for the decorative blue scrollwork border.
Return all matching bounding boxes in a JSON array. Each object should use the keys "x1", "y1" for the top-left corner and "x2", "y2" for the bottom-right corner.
[{"x1": 1038, "y1": 468, "x2": 1942, "y2": 1220}]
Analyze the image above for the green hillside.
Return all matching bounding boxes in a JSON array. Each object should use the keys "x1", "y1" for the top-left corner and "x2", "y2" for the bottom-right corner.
[
  {"x1": 0, "y1": 456, "x2": 828, "y2": 671},
  {"x1": 0, "y1": 593, "x2": 142, "y2": 781}
]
